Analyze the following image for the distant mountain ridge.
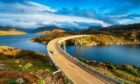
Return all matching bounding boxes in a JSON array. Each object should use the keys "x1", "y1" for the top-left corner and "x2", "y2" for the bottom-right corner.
[
  {"x1": 101, "y1": 23, "x2": 140, "y2": 30},
  {"x1": 0, "y1": 23, "x2": 140, "y2": 33},
  {"x1": 87, "y1": 23, "x2": 140, "y2": 30},
  {"x1": 32, "y1": 26, "x2": 80, "y2": 33}
]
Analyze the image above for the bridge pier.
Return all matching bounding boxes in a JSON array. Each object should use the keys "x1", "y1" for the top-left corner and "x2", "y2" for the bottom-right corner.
[
  {"x1": 74, "y1": 38, "x2": 81, "y2": 45},
  {"x1": 62, "y1": 41, "x2": 66, "y2": 51}
]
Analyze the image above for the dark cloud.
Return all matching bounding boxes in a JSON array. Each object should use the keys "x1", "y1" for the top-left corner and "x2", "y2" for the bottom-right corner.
[
  {"x1": 120, "y1": 14, "x2": 140, "y2": 20},
  {"x1": 56, "y1": 7, "x2": 118, "y2": 25},
  {"x1": 127, "y1": 0, "x2": 140, "y2": 5},
  {"x1": 56, "y1": 7, "x2": 97, "y2": 18},
  {"x1": 0, "y1": 0, "x2": 26, "y2": 3}
]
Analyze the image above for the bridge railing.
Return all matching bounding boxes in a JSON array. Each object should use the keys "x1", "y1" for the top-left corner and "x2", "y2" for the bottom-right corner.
[{"x1": 57, "y1": 44, "x2": 124, "y2": 84}]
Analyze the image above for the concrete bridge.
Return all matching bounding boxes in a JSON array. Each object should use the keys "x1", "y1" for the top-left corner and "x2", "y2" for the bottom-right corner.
[{"x1": 47, "y1": 35, "x2": 123, "y2": 84}]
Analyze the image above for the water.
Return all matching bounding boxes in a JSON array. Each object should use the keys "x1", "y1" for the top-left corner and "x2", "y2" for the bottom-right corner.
[
  {"x1": 66, "y1": 45, "x2": 140, "y2": 67},
  {"x1": 0, "y1": 34, "x2": 48, "y2": 55},
  {"x1": 0, "y1": 34, "x2": 140, "y2": 67}
]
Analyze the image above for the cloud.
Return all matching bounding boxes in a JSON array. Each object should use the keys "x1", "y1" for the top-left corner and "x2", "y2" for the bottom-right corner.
[
  {"x1": 0, "y1": 1, "x2": 57, "y2": 14},
  {"x1": 0, "y1": 0, "x2": 139, "y2": 29},
  {"x1": 55, "y1": 0, "x2": 140, "y2": 26},
  {"x1": 0, "y1": 12, "x2": 109, "y2": 28},
  {"x1": 56, "y1": 7, "x2": 119, "y2": 25},
  {"x1": 0, "y1": 0, "x2": 109, "y2": 29}
]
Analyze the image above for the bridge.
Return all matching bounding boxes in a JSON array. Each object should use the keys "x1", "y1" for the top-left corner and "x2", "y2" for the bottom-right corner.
[{"x1": 47, "y1": 35, "x2": 123, "y2": 84}]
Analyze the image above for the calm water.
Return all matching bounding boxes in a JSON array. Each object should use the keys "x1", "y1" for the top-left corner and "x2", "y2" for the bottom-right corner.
[
  {"x1": 66, "y1": 45, "x2": 140, "y2": 67},
  {"x1": 0, "y1": 34, "x2": 140, "y2": 67},
  {"x1": 0, "y1": 34, "x2": 48, "y2": 54}
]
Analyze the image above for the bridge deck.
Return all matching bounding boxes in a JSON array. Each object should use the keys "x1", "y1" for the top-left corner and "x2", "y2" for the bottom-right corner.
[{"x1": 47, "y1": 35, "x2": 111, "y2": 84}]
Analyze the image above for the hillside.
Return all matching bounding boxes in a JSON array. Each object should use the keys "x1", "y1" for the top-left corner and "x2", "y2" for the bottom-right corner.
[
  {"x1": 88, "y1": 23, "x2": 140, "y2": 30},
  {"x1": 0, "y1": 29, "x2": 26, "y2": 36},
  {"x1": 29, "y1": 25, "x2": 78, "y2": 33},
  {"x1": 0, "y1": 46, "x2": 70, "y2": 84},
  {"x1": 32, "y1": 23, "x2": 140, "y2": 46},
  {"x1": 38, "y1": 28, "x2": 66, "y2": 34},
  {"x1": 32, "y1": 29, "x2": 74, "y2": 44},
  {"x1": 102, "y1": 23, "x2": 140, "y2": 30}
]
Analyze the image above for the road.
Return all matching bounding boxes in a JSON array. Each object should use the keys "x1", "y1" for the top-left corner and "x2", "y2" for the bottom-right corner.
[{"x1": 47, "y1": 35, "x2": 111, "y2": 84}]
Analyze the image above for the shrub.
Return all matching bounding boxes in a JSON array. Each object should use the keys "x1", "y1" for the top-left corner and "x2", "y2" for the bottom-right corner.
[
  {"x1": 38, "y1": 79, "x2": 45, "y2": 84},
  {"x1": 122, "y1": 64, "x2": 139, "y2": 75},
  {"x1": 108, "y1": 64, "x2": 117, "y2": 72},
  {"x1": 9, "y1": 80, "x2": 16, "y2": 84},
  {"x1": 22, "y1": 63, "x2": 33, "y2": 70}
]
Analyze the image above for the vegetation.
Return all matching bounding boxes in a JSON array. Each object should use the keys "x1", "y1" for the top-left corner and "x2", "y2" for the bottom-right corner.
[
  {"x1": 32, "y1": 28, "x2": 140, "y2": 46},
  {"x1": 31, "y1": 24, "x2": 140, "y2": 84},
  {"x1": 73, "y1": 29, "x2": 140, "y2": 46},
  {"x1": 0, "y1": 46, "x2": 70, "y2": 84},
  {"x1": 78, "y1": 58, "x2": 140, "y2": 84},
  {"x1": 0, "y1": 29, "x2": 26, "y2": 36},
  {"x1": 32, "y1": 29, "x2": 74, "y2": 44}
]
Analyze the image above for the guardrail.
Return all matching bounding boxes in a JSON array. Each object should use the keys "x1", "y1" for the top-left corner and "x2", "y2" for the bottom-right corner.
[{"x1": 57, "y1": 39, "x2": 124, "y2": 84}]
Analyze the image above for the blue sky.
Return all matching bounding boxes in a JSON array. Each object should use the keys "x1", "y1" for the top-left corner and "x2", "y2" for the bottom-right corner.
[{"x1": 0, "y1": 0, "x2": 140, "y2": 29}]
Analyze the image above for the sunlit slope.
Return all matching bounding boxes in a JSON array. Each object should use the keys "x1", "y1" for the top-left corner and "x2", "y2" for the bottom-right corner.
[{"x1": 0, "y1": 29, "x2": 26, "y2": 36}]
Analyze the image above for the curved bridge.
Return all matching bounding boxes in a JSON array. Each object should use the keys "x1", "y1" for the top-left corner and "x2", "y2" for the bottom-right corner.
[{"x1": 47, "y1": 35, "x2": 121, "y2": 84}]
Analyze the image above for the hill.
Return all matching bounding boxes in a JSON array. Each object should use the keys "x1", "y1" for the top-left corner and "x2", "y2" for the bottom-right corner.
[
  {"x1": 0, "y1": 46, "x2": 68, "y2": 84},
  {"x1": 101, "y1": 23, "x2": 140, "y2": 30},
  {"x1": 0, "y1": 28, "x2": 26, "y2": 36},
  {"x1": 32, "y1": 29, "x2": 75, "y2": 44}
]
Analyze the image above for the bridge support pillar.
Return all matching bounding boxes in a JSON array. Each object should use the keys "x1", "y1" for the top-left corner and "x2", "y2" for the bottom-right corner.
[{"x1": 63, "y1": 41, "x2": 66, "y2": 51}]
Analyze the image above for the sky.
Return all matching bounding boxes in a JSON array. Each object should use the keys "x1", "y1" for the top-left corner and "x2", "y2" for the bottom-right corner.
[{"x1": 0, "y1": 0, "x2": 140, "y2": 29}]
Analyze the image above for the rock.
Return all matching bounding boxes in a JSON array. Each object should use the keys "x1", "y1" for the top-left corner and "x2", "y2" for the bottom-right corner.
[
  {"x1": 16, "y1": 78, "x2": 25, "y2": 84},
  {"x1": 0, "y1": 64, "x2": 5, "y2": 67},
  {"x1": 0, "y1": 64, "x2": 5, "y2": 69}
]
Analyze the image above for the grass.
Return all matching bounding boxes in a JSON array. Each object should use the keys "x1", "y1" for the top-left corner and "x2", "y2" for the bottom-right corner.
[
  {"x1": 78, "y1": 57, "x2": 140, "y2": 84},
  {"x1": 0, "y1": 29, "x2": 26, "y2": 36},
  {"x1": 0, "y1": 46, "x2": 65, "y2": 84},
  {"x1": 0, "y1": 59, "x2": 56, "y2": 73}
]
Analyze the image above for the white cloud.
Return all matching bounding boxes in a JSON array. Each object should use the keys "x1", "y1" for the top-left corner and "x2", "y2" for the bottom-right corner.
[
  {"x1": 0, "y1": 1, "x2": 109, "y2": 29},
  {"x1": 27, "y1": 1, "x2": 57, "y2": 13},
  {"x1": 118, "y1": 18, "x2": 140, "y2": 25}
]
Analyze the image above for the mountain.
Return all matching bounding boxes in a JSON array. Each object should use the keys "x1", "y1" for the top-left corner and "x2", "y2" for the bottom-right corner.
[
  {"x1": 0, "y1": 27, "x2": 26, "y2": 36},
  {"x1": 0, "y1": 23, "x2": 140, "y2": 34},
  {"x1": 0, "y1": 26, "x2": 29, "y2": 32},
  {"x1": 86, "y1": 23, "x2": 140, "y2": 31},
  {"x1": 31, "y1": 25, "x2": 80, "y2": 33},
  {"x1": 0, "y1": 26, "x2": 16, "y2": 30},
  {"x1": 101, "y1": 23, "x2": 140, "y2": 30},
  {"x1": 87, "y1": 25, "x2": 102, "y2": 30}
]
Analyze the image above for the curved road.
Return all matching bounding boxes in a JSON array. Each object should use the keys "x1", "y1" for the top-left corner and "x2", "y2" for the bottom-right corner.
[{"x1": 47, "y1": 35, "x2": 111, "y2": 84}]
